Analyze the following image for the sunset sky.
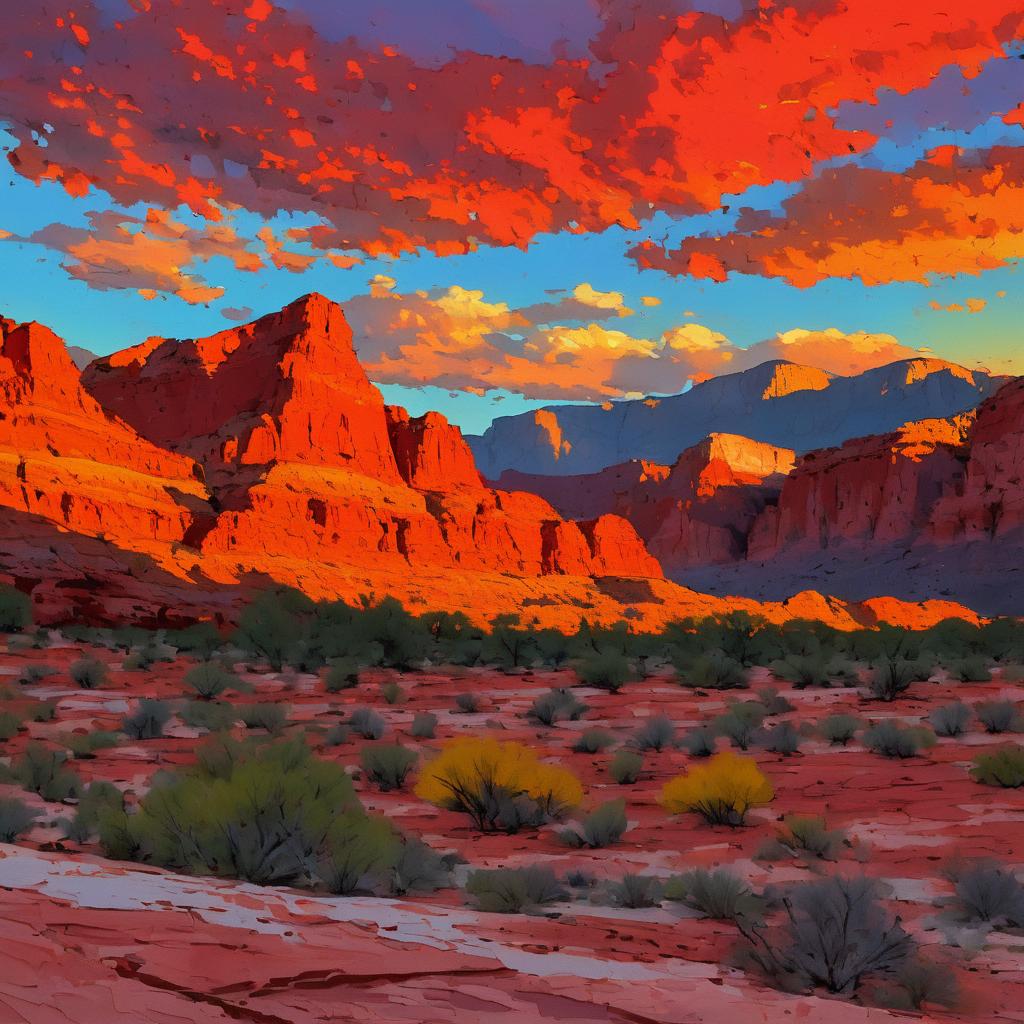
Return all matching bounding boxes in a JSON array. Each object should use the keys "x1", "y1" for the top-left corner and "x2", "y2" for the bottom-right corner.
[{"x1": 0, "y1": 0, "x2": 1021, "y2": 432}]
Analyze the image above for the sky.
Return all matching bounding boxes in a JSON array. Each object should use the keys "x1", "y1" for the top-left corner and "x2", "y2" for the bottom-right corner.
[{"x1": 0, "y1": 1, "x2": 1021, "y2": 434}]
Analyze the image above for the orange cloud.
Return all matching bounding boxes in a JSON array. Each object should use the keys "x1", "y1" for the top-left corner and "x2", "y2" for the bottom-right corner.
[{"x1": 633, "y1": 145, "x2": 1024, "y2": 287}]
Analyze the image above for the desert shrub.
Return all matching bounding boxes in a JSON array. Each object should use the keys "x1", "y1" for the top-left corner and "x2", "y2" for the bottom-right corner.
[
  {"x1": 409, "y1": 711, "x2": 437, "y2": 739},
  {"x1": 575, "y1": 651, "x2": 634, "y2": 693},
  {"x1": 25, "y1": 699, "x2": 56, "y2": 723},
  {"x1": 17, "y1": 664, "x2": 56, "y2": 686},
  {"x1": 680, "y1": 727, "x2": 717, "y2": 757},
  {"x1": 65, "y1": 780, "x2": 123, "y2": 842},
  {"x1": 179, "y1": 699, "x2": 237, "y2": 732},
  {"x1": 560, "y1": 798, "x2": 627, "y2": 848},
  {"x1": 607, "y1": 873, "x2": 663, "y2": 908},
  {"x1": 664, "y1": 867, "x2": 760, "y2": 921},
  {"x1": 929, "y1": 702, "x2": 972, "y2": 737},
  {"x1": 777, "y1": 815, "x2": 845, "y2": 860},
  {"x1": 770, "y1": 654, "x2": 856, "y2": 689},
  {"x1": 237, "y1": 703, "x2": 288, "y2": 734},
  {"x1": 671, "y1": 611, "x2": 776, "y2": 667},
  {"x1": 70, "y1": 657, "x2": 107, "y2": 690},
  {"x1": 386, "y1": 838, "x2": 453, "y2": 896},
  {"x1": 0, "y1": 711, "x2": 23, "y2": 741},
  {"x1": 868, "y1": 657, "x2": 932, "y2": 701},
  {"x1": 971, "y1": 746, "x2": 1024, "y2": 787},
  {"x1": 379, "y1": 681, "x2": 404, "y2": 705},
  {"x1": 317, "y1": 812, "x2": 401, "y2": 895},
  {"x1": 572, "y1": 727, "x2": 616, "y2": 753},
  {"x1": 974, "y1": 700, "x2": 1021, "y2": 734},
  {"x1": 676, "y1": 650, "x2": 748, "y2": 690},
  {"x1": 415, "y1": 737, "x2": 582, "y2": 832},
  {"x1": 466, "y1": 865, "x2": 567, "y2": 913},
  {"x1": 661, "y1": 751, "x2": 773, "y2": 826},
  {"x1": 883, "y1": 957, "x2": 959, "y2": 1011},
  {"x1": 711, "y1": 702, "x2": 765, "y2": 750},
  {"x1": 349, "y1": 707, "x2": 386, "y2": 740},
  {"x1": 122, "y1": 698, "x2": 171, "y2": 740},
  {"x1": 165, "y1": 622, "x2": 222, "y2": 659},
  {"x1": 951, "y1": 862, "x2": 1024, "y2": 928},
  {"x1": 234, "y1": 587, "x2": 314, "y2": 670},
  {"x1": 0, "y1": 796, "x2": 36, "y2": 841},
  {"x1": 758, "y1": 722, "x2": 801, "y2": 755},
  {"x1": 528, "y1": 688, "x2": 586, "y2": 726},
  {"x1": 454, "y1": 692, "x2": 481, "y2": 714},
  {"x1": 360, "y1": 744, "x2": 418, "y2": 791},
  {"x1": 63, "y1": 729, "x2": 120, "y2": 759},
  {"x1": 862, "y1": 720, "x2": 935, "y2": 758},
  {"x1": 819, "y1": 714, "x2": 861, "y2": 745},
  {"x1": 628, "y1": 714, "x2": 676, "y2": 751},
  {"x1": 353, "y1": 596, "x2": 431, "y2": 670},
  {"x1": 100, "y1": 738, "x2": 372, "y2": 887},
  {"x1": 480, "y1": 613, "x2": 538, "y2": 669},
  {"x1": 183, "y1": 661, "x2": 239, "y2": 700},
  {"x1": 741, "y1": 876, "x2": 913, "y2": 995},
  {"x1": 755, "y1": 687, "x2": 795, "y2": 714},
  {"x1": 0, "y1": 586, "x2": 31, "y2": 632},
  {"x1": 609, "y1": 749, "x2": 643, "y2": 784},
  {"x1": 566, "y1": 868, "x2": 597, "y2": 889},
  {"x1": 945, "y1": 656, "x2": 992, "y2": 683},
  {"x1": 324, "y1": 659, "x2": 360, "y2": 692},
  {"x1": 14, "y1": 742, "x2": 81, "y2": 800}
]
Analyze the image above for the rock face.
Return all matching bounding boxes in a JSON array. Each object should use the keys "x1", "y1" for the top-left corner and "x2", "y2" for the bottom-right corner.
[
  {"x1": 470, "y1": 357, "x2": 1003, "y2": 477},
  {"x1": 495, "y1": 433, "x2": 795, "y2": 572}
]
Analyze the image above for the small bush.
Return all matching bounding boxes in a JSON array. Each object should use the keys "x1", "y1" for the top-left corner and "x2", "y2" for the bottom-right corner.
[
  {"x1": 777, "y1": 815, "x2": 845, "y2": 860},
  {"x1": 386, "y1": 838, "x2": 452, "y2": 896},
  {"x1": 712, "y1": 702, "x2": 765, "y2": 750},
  {"x1": 0, "y1": 586, "x2": 31, "y2": 632},
  {"x1": 379, "y1": 681, "x2": 404, "y2": 705},
  {"x1": 409, "y1": 711, "x2": 437, "y2": 739},
  {"x1": 466, "y1": 865, "x2": 567, "y2": 913},
  {"x1": 183, "y1": 661, "x2": 239, "y2": 700},
  {"x1": 360, "y1": 744, "x2": 418, "y2": 791},
  {"x1": 317, "y1": 813, "x2": 400, "y2": 895},
  {"x1": 946, "y1": 656, "x2": 992, "y2": 683},
  {"x1": 819, "y1": 714, "x2": 861, "y2": 745},
  {"x1": 323, "y1": 723, "x2": 350, "y2": 746},
  {"x1": 179, "y1": 699, "x2": 236, "y2": 732},
  {"x1": 628, "y1": 714, "x2": 676, "y2": 751},
  {"x1": 560, "y1": 798, "x2": 627, "y2": 848},
  {"x1": 122, "y1": 699, "x2": 171, "y2": 741},
  {"x1": 65, "y1": 780, "x2": 123, "y2": 842},
  {"x1": 349, "y1": 707, "x2": 386, "y2": 740},
  {"x1": 742, "y1": 876, "x2": 913, "y2": 994},
  {"x1": 70, "y1": 657, "x2": 107, "y2": 690},
  {"x1": 0, "y1": 711, "x2": 23, "y2": 741},
  {"x1": 971, "y1": 746, "x2": 1024, "y2": 787},
  {"x1": 25, "y1": 699, "x2": 56, "y2": 723},
  {"x1": 63, "y1": 729, "x2": 120, "y2": 759},
  {"x1": 677, "y1": 651, "x2": 748, "y2": 690},
  {"x1": 756, "y1": 687, "x2": 795, "y2": 715},
  {"x1": 951, "y1": 862, "x2": 1024, "y2": 928},
  {"x1": 415, "y1": 737, "x2": 582, "y2": 832},
  {"x1": 661, "y1": 752, "x2": 773, "y2": 826},
  {"x1": 862, "y1": 720, "x2": 935, "y2": 759},
  {"x1": 607, "y1": 873, "x2": 662, "y2": 908},
  {"x1": 572, "y1": 727, "x2": 615, "y2": 753},
  {"x1": 17, "y1": 664, "x2": 56, "y2": 686},
  {"x1": 324, "y1": 659, "x2": 361, "y2": 692},
  {"x1": 529, "y1": 688, "x2": 586, "y2": 726},
  {"x1": 664, "y1": 867, "x2": 760, "y2": 921},
  {"x1": 609, "y1": 749, "x2": 643, "y2": 784},
  {"x1": 758, "y1": 722, "x2": 801, "y2": 755},
  {"x1": 884, "y1": 957, "x2": 959, "y2": 1011},
  {"x1": 14, "y1": 742, "x2": 81, "y2": 800},
  {"x1": 576, "y1": 651, "x2": 634, "y2": 693},
  {"x1": 0, "y1": 796, "x2": 36, "y2": 841},
  {"x1": 237, "y1": 703, "x2": 288, "y2": 734},
  {"x1": 974, "y1": 700, "x2": 1021, "y2": 734},
  {"x1": 770, "y1": 654, "x2": 855, "y2": 689},
  {"x1": 454, "y1": 692, "x2": 481, "y2": 713},
  {"x1": 929, "y1": 702, "x2": 971, "y2": 737},
  {"x1": 868, "y1": 657, "x2": 931, "y2": 701},
  {"x1": 680, "y1": 727, "x2": 717, "y2": 757}
]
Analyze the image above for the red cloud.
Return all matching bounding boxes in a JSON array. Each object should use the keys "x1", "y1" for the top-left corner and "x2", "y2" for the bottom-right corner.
[
  {"x1": 633, "y1": 145, "x2": 1024, "y2": 287},
  {"x1": 1, "y1": 2, "x2": 1020, "y2": 261}
]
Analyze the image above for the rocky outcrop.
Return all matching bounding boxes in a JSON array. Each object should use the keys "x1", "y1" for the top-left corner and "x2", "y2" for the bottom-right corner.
[
  {"x1": 385, "y1": 407, "x2": 482, "y2": 491},
  {"x1": 470, "y1": 357, "x2": 1003, "y2": 476}
]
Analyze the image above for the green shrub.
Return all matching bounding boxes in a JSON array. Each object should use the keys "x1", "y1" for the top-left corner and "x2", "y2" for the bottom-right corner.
[
  {"x1": 576, "y1": 651, "x2": 634, "y2": 693},
  {"x1": 885, "y1": 957, "x2": 959, "y2": 1011},
  {"x1": 560, "y1": 799, "x2": 627, "y2": 848},
  {"x1": 360, "y1": 744, "x2": 418, "y2": 791},
  {"x1": 770, "y1": 654, "x2": 855, "y2": 689},
  {"x1": 664, "y1": 867, "x2": 760, "y2": 921},
  {"x1": 758, "y1": 721, "x2": 801, "y2": 755},
  {"x1": 971, "y1": 746, "x2": 1024, "y2": 787},
  {"x1": 529, "y1": 688, "x2": 586, "y2": 726},
  {"x1": 862, "y1": 720, "x2": 935, "y2": 758},
  {"x1": 454, "y1": 692, "x2": 481, "y2": 713},
  {"x1": 14, "y1": 742, "x2": 81, "y2": 800},
  {"x1": 350, "y1": 707, "x2": 386, "y2": 739},
  {"x1": 323, "y1": 723, "x2": 350, "y2": 746},
  {"x1": 777, "y1": 815, "x2": 845, "y2": 860},
  {"x1": 974, "y1": 700, "x2": 1021, "y2": 734},
  {"x1": 0, "y1": 796, "x2": 36, "y2": 841},
  {"x1": 24, "y1": 699, "x2": 57, "y2": 723},
  {"x1": 318, "y1": 813, "x2": 401, "y2": 894},
  {"x1": 65, "y1": 781, "x2": 123, "y2": 842},
  {"x1": 607, "y1": 873, "x2": 663, "y2": 908},
  {"x1": 63, "y1": 729, "x2": 120, "y2": 758},
  {"x1": 183, "y1": 661, "x2": 239, "y2": 700},
  {"x1": 868, "y1": 657, "x2": 932, "y2": 701},
  {"x1": 628, "y1": 715, "x2": 675, "y2": 751},
  {"x1": 179, "y1": 699, "x2": 237, "y2": 732},
  {"x1": 677, "y1": 651, "x2": 748, "y2": 690},
  {"x1": 165, "y1": 622, "x2": 222, "y2": 659},
  {"x1": 234, "y1": 588, "x2": 313, "y2": 670},
  {"x1": 951, "y1": 862, "x2": 1024, "y2": 928},
  {"x1": 609, "y1": 749, "x2": 643, "y2": 784},
  {"x1": 70, "y1": 657, "x2": 107, "y2": 690},
  {"x1": 755, "y1": 686, "x2": 795, "y2": 714},
  {"x1": 385, "y1": 838, "x2": 453, "y2": 896},
  {"x1": 946, "y1": 656, "x2": 992, "y2": 683},
  {"x1": 929, "y1": 702, "x2": 971, "y2": 737},
  {"x1": 17, "y1": 664, "x2": 56, "y2": 686},
  {"x1": 466, "y1": 866, "x2": 566, "y2": 913},
  {"x1": 122, "y1": 699, "x2": 171, "y2": 740},
  {"x1": 680, "y1": 727, "x2": 717, "y2": 757},
  {"x1": 0, "y1": 586, "x2": 31, "y2": 632},
  {"x1": 379, "y1": 681, "x2": 405, "y2": 705},
  {"x1": 819, "y1": 714, "x2": 861, "y2": 745},
  {"x1": 572, "y1": 727, "x2": 616, "y2": 753},
  {"x1": 712, "y1": 702, "x2": 765, "y2": 750},
  {"x1": 409, "y1": 711, "x2": 437, "y2": 739},
  {"x1": 237, "y1": 702, "x2": 288, "y2": 734},
  {"x1": 0, "y1": 711, "x2": 23, "y2": 741},
  {"x1": 324, "y1": 659, "x2": 360, "y2": 692}
]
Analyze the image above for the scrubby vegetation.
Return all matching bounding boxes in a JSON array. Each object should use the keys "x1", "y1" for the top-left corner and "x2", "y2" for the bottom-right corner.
[{"x1": 661, "y1": 752, "x2": 773, "y2": 826}]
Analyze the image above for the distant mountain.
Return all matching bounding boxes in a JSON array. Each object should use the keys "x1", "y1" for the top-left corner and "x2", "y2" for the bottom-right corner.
[
  {"x1": 66, "y1": 345, "x2": 97, "y2": 370},
  {"x1": 469, "y1": 358, "x2": 1005, "y2": 477}
]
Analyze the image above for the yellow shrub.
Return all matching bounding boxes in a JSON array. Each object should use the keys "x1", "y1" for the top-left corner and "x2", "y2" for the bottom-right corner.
[
  {"x1": 415, "y1": 737, "x2": 583, "y2": 831},
  {"x1": 661, "y1": 751, "x2": 773, "y2": 826}
]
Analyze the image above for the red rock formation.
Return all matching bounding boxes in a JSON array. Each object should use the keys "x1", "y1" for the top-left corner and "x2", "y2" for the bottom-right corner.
[{"x1": 385, "y1": 406, "x2": 482, "y2": 491}]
